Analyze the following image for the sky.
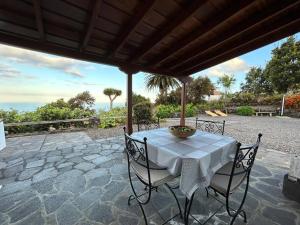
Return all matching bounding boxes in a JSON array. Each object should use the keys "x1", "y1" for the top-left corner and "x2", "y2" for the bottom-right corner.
[{"x1": 0, "y1": 33, "x2": 299, "y2": 104}]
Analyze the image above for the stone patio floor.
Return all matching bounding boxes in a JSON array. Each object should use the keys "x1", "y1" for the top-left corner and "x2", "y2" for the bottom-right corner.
[{"x1": 0, "y1": 132, "x2": 299, "y2": 225}]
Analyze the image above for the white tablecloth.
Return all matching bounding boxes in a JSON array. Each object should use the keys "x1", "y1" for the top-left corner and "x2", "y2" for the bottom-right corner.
[{"x1": 131, "y1": 128, "x2": 237, "y2": 198}]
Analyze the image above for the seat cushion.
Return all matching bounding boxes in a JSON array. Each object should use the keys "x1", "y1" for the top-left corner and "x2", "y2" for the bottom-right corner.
[
  {"x1": 210, "y1": 162, "x2": 246, "y2": 195},
  {"x1": 131, "y1": 160, "x2": 175, "y2": 187}
]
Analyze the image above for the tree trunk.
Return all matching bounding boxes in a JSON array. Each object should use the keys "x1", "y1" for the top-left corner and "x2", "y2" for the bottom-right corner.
[{"x1": 110, "y1": 100, "x2": 113, "y2": 110}]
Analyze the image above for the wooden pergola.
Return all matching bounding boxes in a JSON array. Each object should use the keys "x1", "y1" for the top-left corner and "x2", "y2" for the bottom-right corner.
[{"x1": 0, "y1": 0, "x2": 299, "y2": 133}]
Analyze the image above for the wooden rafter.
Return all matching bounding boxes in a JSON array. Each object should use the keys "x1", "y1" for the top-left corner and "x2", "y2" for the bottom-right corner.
[
  {"x1": 33, "y1": 0, "x2": 44, "y2": 40},
  {"x1": 128, "y1": 1, "x2": 209, "y2": 63},
  {"x1": 80, "y1": 0, "x2": 102, "y2": 52},
  {"x1": 107, "y1": 0, "x2": 156, "y2": 58},
  {"x1": 181, "y1": 17, "x2": 300, "y2": 76},
  {"x1": 149, "y1": 0, "x2": 254, "y2": 68},
  {"x1": 170, "y1": 0, "x2": 300, "y2": 71}
]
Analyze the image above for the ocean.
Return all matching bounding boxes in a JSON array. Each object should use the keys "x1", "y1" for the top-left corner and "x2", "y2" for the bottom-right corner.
[{"x1": 0, "y1": 102, "x2": 125, "y2": 112}]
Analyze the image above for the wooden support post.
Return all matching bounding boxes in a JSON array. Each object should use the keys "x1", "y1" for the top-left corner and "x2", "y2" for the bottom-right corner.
[
  {"x1": 126, "y1": 72, "x2": 133, "y2": 134},
  {"x1": 180, "y1": 81, "x2": 186, "y2": 126}
]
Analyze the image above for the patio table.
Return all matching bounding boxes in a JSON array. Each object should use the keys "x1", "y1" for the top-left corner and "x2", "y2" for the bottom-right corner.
[{"x1": 131, "y1": 128, "x2": 237, "y2": 199}]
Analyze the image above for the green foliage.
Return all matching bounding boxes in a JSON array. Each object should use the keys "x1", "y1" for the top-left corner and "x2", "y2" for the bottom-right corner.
[
  {"x1": 236, "y1": 106, "x2": 255, "y2": 116},
  {"x1": 133, "y1": 102, "x2": 152, "y2": 121},
  {"x1": 231, "y1": 92, "x2": 256, "y2": 106},
  {"x1": 154, "y1": 104, "x2": 198, "y2": 118},
  {"x1": 155, "y1": 88, "x2": 181, "y2": 105},
  {"x1": 188, "y1": 77, "x2": 215, "y2": 104},
  {"x1": 217, "y1": 74, "x2": 236, "y2": 94},
  {"x1": 145, "y1": 73, "x2": 180, "y2": 95},
  {"x1": 133, "y1": 93, "x2": 150, "y2": 106},
  {"x1": 229, "y1": 93, "x2": 283, "y2": 106},
  {"x1": 241, "y1": 67, "x2": 273, "y2": 94},
  {"x1": 155, "y1": 105, "x2": 180, "y2": 119},
  {"x1": 155, "y1": 77, "x2": 215, "y2": 105},
  {"x1": 99, "y1": 107, "x2": 126, "y2": 128},
  {"x1": 68, "y1": 91, "x2": 95, "y2": 110},
  {"x1": 185, "y1": 104, "x2": 198, "y2": 117},
  {"x1": 103, "y1": 88, "x2": 122, "y2": 110},
  {"x1": 264, "y1": 36, "x2": 300, "y2": 93}
]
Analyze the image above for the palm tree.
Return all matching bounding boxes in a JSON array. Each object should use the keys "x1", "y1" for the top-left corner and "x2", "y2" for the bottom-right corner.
[
  {"x1": 217, "y1": 74, "x2": 236, "y2": 113},
  {"x1": 145, "y1": 73, "x2": 180, "y2": 96}
]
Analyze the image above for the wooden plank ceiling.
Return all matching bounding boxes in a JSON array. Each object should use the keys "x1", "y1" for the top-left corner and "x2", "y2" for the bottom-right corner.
[{"x1": 0, "y1": 0, "x2": 299, "y2": 77}]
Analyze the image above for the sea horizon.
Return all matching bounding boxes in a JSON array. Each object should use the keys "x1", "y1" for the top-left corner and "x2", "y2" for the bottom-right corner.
[{"x1": 0, "y1": 102, "x2": 125, "y2": 112}]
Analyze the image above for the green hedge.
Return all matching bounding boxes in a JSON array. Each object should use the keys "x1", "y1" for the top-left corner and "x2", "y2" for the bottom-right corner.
[
  {"x1": 236, "y1": 106, "x2": 255, "y2": 116},
  {"x1": 133, "y1": 102, "x2": 152, "y2": 122},
  {"x1": 99, "y1": 107, "x2": 126, "y2": 128},
  {"x1": 0, "y1": 106, "x2": 94, "y2": 134}
]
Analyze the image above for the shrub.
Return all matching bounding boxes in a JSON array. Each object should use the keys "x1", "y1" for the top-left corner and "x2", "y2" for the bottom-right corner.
[
  {"x1": 133, "y1": 102, "x2": 152, "y2": 121},
  {"x1": 285, "y1": 94, "x2": 300, "y2": 109},
  {"x1": 236, "y1": 106, "x2": 255, "y2": 116},
  {"x1": 99, "y1": 107, "x2": 126, "y2": 128},
  {"x1": 155, "y1": 105, "x2": 180, "y2": 119},
  {"x1": 185, "y1": 104, "x2": 198, "y2": 117},
  {"x1": 230, "y1": 92, "x2": 256, "y2": 106}
]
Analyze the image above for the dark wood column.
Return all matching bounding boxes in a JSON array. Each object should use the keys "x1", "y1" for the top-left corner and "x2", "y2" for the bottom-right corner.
[
  {"x1": 178, "y1": 76, "x2": 192, "y2": 126},
  {"x1": 127, "y1": 72, "x2": 133, "y2": 134},
  {"x1": 120, "y1": 67, "x2": 138, "y2": 134},
  {"x1": 180, "y1": 81, "x2": 186, "y2": 126}
]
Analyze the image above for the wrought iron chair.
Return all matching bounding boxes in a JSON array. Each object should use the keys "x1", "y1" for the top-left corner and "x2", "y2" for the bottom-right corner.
[
  {"x1": 137, "y1": 117, "x2": 160, "y2": 132},
  {"x1": 123, "y1": 127, "x2": 182, "y2": 225},
  {"x1": 195, "y1": 118, "x2": 225, "y2": 135},
  {"x1": 185, "y1": 133, "x2": 262, "y2": 225}
]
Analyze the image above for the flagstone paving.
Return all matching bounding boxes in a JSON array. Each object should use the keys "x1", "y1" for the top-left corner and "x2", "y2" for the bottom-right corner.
[{"x1": 0, "y1": 132, "x2": 299, "y2": 225}]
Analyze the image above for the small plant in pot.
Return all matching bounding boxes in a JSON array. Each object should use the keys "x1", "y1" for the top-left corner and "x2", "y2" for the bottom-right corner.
[{"x1": 169, "y1": 125, "x2": 196, "y2": 138}]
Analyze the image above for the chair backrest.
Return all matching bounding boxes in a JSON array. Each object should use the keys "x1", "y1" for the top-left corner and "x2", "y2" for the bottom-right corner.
[
  {"x1": 227, "y1": 133, "x2": 262, "y2": 195},
  {"x1": 137, "y1": 117, "x2": 160, "y2": 132},
  {"x1": 195, "y1": 118, "x2": 225, "y2": 135}
]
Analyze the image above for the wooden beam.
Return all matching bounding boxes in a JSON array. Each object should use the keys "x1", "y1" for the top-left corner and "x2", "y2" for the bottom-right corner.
[
  {"x1": 149, "y1": 0, "x2": 254, "y2": 68},
  {"x1": 170, "y1": 0, "x2": 300, "y2": 71},
  {"x1": 180, "y1": 81, "x2": 186, "y2": 126},
  {"x1": 128, "y1": 1, "x2": 209, "y2": 63},
  {"x1": 107, "y1": 0, "x2": 156, "y2": 58},
  {"x1": 33, "y1": 0, "x2": 45, "y2": 40},
  {"x1": 80, "y1": 0, "x2": 102, "y2": 52},
  {"x1": 181, "y1": 18, "x2": 300, "y2": 76},
  {"x1": 126, "y1": 72, "x2": 133, "y2": 134}
]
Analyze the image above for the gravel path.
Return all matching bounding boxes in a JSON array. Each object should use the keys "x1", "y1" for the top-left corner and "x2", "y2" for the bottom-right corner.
[{"x1": 86, "y1": 115, "x2": 300, "y2": 154}]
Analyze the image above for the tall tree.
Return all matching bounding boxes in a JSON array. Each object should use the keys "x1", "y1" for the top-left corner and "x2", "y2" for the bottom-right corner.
[
  {"x1": 103, "y1": 88, "x2": 122, "y2": 110},
  {"x1": 145, "y1": 73, "x2": 180, "y2": 96},
  {"x1": 68, "y1": 91, "x2": 95, "y2": 109},
  {"x1": 217, "y1": 74, "x2": 236, "y2": 113},
  {"x1": 264, "y1": 36, "x2": 300, "y2": 93},
  {"x1": 241, "y1": 67, "x2": 273, "y2": 94},
  {"x1": 132, "y1": 93, "x2": 150, "y2": 105},
  {"x1": 188, "y1": 77, "x2": 215, "y2": 104}
]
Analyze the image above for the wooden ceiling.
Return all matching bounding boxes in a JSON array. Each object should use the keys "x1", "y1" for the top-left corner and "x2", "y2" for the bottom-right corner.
[{"x1": 0, "y1": 0, "x2": 299, "y2": 77}]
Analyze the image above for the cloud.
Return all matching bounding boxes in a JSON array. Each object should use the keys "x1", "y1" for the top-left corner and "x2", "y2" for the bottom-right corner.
[
  {"x1": 64, "y1": 80, "x2": 102, "y2": 86},
  {"x1": 203, "y1": 57, "x2": 250, "y2": 77},
  {"x1": 0, "y1": 63, "x2": 36, "y2": 79},
  {"x1": 0, "y1": 44, "x2": 87, "y2": 78}
]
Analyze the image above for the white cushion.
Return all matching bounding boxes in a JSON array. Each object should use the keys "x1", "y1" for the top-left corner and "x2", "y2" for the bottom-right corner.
[
  {"x1": 210, "y1": 162, "x2": 246, "y2": 195},
  {"x1": 131, "y1": 160, "x2": 175, "y2": 186}
]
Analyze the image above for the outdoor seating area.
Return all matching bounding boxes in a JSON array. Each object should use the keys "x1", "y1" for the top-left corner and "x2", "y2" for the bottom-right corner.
[{"x1": 0, "y1": 129, "x2": 299, "y2": 225}]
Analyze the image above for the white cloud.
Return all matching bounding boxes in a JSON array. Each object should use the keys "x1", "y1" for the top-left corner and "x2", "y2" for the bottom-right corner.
[
  {"x1": 0, "y1": 63, "x2": 36, "y2": 79},
  {"x1": 202, "y1": 57, "x2": 250, "y2": 77},
  {"x1": 0, "y1": 44, "x2": 87, "y2": 78}
]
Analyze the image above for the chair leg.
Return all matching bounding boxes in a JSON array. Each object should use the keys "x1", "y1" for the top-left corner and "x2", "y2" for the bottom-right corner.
[
  {"x1": 137, "y1": 201, "x2": 148, "y2": 225},
  {"x1": 165, "y1": 184, "x2": 183, "y2": 219},
  {"x1": 184, "y1": 193, "x2": 195, "y2": 225},
  {"x1": 205, "y1": 187, "x2": 209, "y2": 198}
]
